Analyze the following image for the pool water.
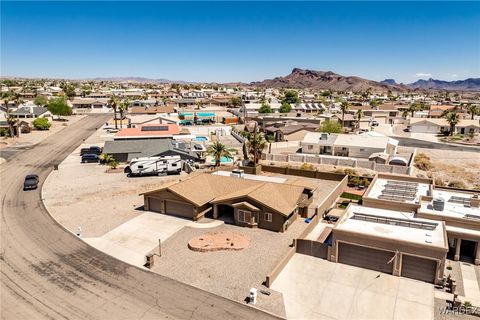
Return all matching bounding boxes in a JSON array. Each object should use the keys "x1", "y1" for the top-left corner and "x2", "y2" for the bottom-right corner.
[
  {"x1": 196, "y1": 112, "x2": 215, "y2": 117},
  {"x1": 210, "y1": 156, "x2": 233, "y2": 163},
  {"x1": 194, "y1": 136, "x2": 208, "y2": 142}
]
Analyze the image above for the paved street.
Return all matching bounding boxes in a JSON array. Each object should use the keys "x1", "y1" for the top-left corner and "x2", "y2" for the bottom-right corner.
[{"x1": 0, "y1": 114, "x2": 278, "y2": 320}]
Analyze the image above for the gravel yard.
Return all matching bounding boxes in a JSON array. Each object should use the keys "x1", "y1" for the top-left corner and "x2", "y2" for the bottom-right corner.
[
  {"x1": 43, "y1": 125, "x2": 187, "y2": 237},
  {"x1": 151, "y1": 218, "x2": 309, "y2": 317}
]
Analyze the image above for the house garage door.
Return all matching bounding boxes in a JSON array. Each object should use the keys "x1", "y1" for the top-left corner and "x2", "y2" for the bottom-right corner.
[
  {"x1": 401, "y1": 255, "x2": 436, "y2": 283},
  {"x1": 338, "y1": 243, "x2": 394, "y2": 274},
  {"x1": 165, "y1": 200, "x2": 193, "y2": 219},
  {"x1": 148, "y1": 198, "x2": 163, "y2": 212}
]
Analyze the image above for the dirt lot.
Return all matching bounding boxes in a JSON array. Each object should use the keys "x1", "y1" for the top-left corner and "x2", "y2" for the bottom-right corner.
[
  {"x1": 414, "y1": 149, "x2": 480, "y2": 189},
  {"x1": 0, "y1": 115, "x2": 85, "y2": 148},
  {"x1": 151, "y1": 219, "x2": 309, "y2": 317},
  {"x1": 43, "y1": 125, "x2": 187, "y2": 237}
]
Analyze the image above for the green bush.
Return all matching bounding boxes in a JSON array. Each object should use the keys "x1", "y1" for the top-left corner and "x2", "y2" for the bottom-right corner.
[
  {"x1": 0, "y1": 128, "x2": 10, "y2": 137},
  {"x1": 318, "y1": 120, "x2": 343, "y2": 133},
  {"x1": 32, "y1": 117, "x2": 51, "y2": 130},
  {"x1": 448, "y1": 180, "x2": 466, "y2": 189}
]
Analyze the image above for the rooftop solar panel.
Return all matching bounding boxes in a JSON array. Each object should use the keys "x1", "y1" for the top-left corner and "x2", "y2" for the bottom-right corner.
[{"x1": 141, "y1": 126, "x2": 170, "y2": 132}]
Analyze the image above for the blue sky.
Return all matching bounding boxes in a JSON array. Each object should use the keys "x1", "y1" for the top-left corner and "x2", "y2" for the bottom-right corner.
[{"x1": 1, "y1": 1, "x2": 479, "y2": 83}]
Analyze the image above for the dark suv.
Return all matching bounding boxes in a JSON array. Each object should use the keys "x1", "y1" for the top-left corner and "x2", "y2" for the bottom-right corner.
[
  {"x1": 24, "y1": 174, "x2": 39, "y2": 190},
  {"x1": 80, "y1": 146, "x2": 103, "y2": 156},
  {"x1": 81, "y1": 154, "x2": 100, "y2": 163}
]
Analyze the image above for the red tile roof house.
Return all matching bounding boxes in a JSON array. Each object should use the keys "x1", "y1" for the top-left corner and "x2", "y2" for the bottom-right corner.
[{"x1": 114, "y1": 123, "x2": 180, "y2": 140}]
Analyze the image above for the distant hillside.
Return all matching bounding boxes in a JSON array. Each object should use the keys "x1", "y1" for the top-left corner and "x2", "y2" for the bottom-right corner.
[
  {"x1": 85, "y1": 77, "x2": 191, "y2": 84},
  {"x1": 251, "y1": 68, "x2": 407, "y2": 93},
  {"x1": 406, "y1": 78, "x2": 480, "y2": 91},
  {"x1": 380, "y1": 79, "x2": 397, "y2": 85}
]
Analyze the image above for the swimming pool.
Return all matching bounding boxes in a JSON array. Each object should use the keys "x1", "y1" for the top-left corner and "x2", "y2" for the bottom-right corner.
[
  {"x1": 196, "y1": 112, "x2": 215, "y2": 117},
  {"x1": 194, "y1": 136, "x2": 209, "y2": 142},
  {"x1": 210, "y1": 156, "x2": 233, "y2": 164}
]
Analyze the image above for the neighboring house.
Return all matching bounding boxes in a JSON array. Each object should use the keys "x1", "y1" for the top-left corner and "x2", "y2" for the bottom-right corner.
[
  {"x1": 129, "y1": 105, "x2": 175, "y2": 115},
  {"x1": 330, "y1": 203, "x2": 447, "y2": 284},
  {"x1": 348, "y1": 103, "x2": 404, "y2": 124},
  {"x1": 300, "y1": 132, "x2": 398, "y2": 159},
  {"x1": 71, "y1": 98, "x2": 110, "y2": 113},
  {"x1": 265, "y1": 123, "x2": 318, "y2": 142},
  {"x1": 103, "y1": 138, "x2": 203, "y2": 162},
  {"x1": 408, "y1": 118, "x2": 480, "y2": 134},
  {"x1": 427, "y1": 105, "x2": 466, "y2": 118},
  {"x1": 141, "y1": 173, "x2": 313, "y2": 232},
  {"x1": 10, "y1": 104, "x2": 50, "y2": 119},
  {"x1": 361, "y1": 174, "x2": 480, "y2": 267},
  {"x1": 113, "y1": 123, "x2": 181, "y2": 140}
]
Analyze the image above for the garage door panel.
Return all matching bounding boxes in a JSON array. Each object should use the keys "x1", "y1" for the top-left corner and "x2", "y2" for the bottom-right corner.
[
  {"x1": 165, "y1": 200, "x2": 193, "y2": 219},
  {"x1": 401, "y1": 255, "x2": 436, "y2": 283},
  {"x1": 148, "y1": 198, "x2": 163, "y2": 212},
  {"x1": 338, "y1": 243, "x2": 394, "y2": 274}
]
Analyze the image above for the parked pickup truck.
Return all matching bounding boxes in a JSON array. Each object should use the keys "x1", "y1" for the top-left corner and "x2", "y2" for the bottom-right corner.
[{"x1": 80, "y1": 146, "x2": 103, "y2": 156}]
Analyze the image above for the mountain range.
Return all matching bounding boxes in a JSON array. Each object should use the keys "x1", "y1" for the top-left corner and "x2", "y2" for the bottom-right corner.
[{"x1": 250, "y1": 68, "x2": 480, "y2": 92}]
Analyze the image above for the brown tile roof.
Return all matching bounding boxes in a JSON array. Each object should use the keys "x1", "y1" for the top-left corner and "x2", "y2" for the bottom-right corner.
[
  {"x1": 144, "y1": 173, "x2": 305, "y2": 216},
  {"x1": 129, "y1": 105, "x2": 175, "y2": 114},
  {"x1": 115, "y1": 123, "x2": 180, "y2": 137}
]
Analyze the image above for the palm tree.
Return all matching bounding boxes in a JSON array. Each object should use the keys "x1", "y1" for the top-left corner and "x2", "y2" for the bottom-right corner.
[
  {"x1": 1, "y1": 91, "x2": 15, "y2": 137},
  {"x1": 444, "y1": 111, "x2": 460, "y2": 136},
  {"x1": 207, "y1": 141, "x2": 233, "y2": 167},
  {"x1": 356, "y1": 109, "x2": 364, "y2": 129},
  {"x1": 340, "y1": 101, "x2": 350, "y2": 128},
  {"x1": 465, "y1": 103, "x2": 478, "y2": 120},
  {"x1": 118, "y1": 99, "x2": 130, "y2": 129},
  {"x1": 241, "y1": 129, "x2": 267, "y2": 166},
  {"x1": 108, "y1": 95, "x2": 120, "y2": 129}
]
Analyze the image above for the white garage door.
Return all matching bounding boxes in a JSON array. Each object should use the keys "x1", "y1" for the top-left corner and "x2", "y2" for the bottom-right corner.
[{"x1": 411, "y1": 125, "x2": 437, "y2": 133}]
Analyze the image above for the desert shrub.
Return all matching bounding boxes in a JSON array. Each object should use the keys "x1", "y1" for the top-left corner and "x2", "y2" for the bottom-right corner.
[
  {"x1": 448, "y1": 180, "x2": 466, "y2": 189},
  {"x1": 414, "y1": 153, "x2": 433, "y2": 171},
  {"x1": 0, "y1": 128, "x2": 9, "y2": 137},
  {"x1": 108, "y1": 160, "x2": 118, "y2": 169},
  {"x1": 300, "y1": 163, "x2": 314, "y2": 171},
  {"x1": 434, "y1": 177, "x2": 446, "y2": 187},
  {"x1": 344, "y1": 168, "x2": 358, "y2": 176},
  {"x1": 21, "y1": 125, "x2": 31, "y2": 133},
  {"x1": 32, "y1": 118, "x2": 51, "y2": 130}
]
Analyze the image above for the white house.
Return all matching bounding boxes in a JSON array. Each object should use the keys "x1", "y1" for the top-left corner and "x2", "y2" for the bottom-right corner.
[
  {"x1": 301, "y1": 132, "x2": 398, "y2": 159},
  {"x1": 408, "y1": 118, "x2": 480, "y2": 134},
  {"x1": 71, "y1": 98, "x2": 110, "y2": 113}
]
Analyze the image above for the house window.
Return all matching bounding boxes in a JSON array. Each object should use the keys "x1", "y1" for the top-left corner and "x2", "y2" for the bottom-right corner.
[
  {"x1": 308, "y1": 145, "x2": 313, "y2": 150},
  {"x1": 360, "y1": 148, "x2": 365, "y2": 152},
  {"x1": 264, "y1": 213, "x2": 272, "y2": 222},
  {"x1": 238, "y1": 210, "x2": 251, "y2": 223}
]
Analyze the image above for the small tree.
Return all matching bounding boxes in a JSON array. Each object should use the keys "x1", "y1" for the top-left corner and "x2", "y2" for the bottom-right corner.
[
  {"x1": 279, "y1": 102, "x2": 292, "y2": 113},
  {"x1": 444, "y1": 111, "x2": 460, "y2": 136},
  {"x1": 465, "y1": 103, "x2": 478, "y2": 120},
  {"x1": 108, "y1": 160, "x2": 118, "y2": 169},
  {"x1": 34, "y1": 95, "x2": 48, "y2": 107},
  {"x1": 356, "y1": 109, "x2": 364, "y2": 129},
  {"x1": 229, "y1": 96, "x2": 242, "y2": 107},
  {"x1": 318, "y1": 121, "x2": 343, "y2": 133},
  {"x1": 282, "y1": 90, "x2": 301, "y2": 104},
  {"x1": 207, "y1": 141, "x2": 233, "y2": 167},
  {"x1": 340, "y1": 101, "x2": 350, "y2": 128},
  {"x1": 47, "y1": 97, "x2": 72, "y2": 116},
  {"x1": 258, "y1": 102, "x2": 272, "y2": 114},
  {"x1": 109, "y1": 95, "x2": 120, "y2": 129},
  {"x1": 32, "y1": 117, "x2": 51, "y2": 130}
]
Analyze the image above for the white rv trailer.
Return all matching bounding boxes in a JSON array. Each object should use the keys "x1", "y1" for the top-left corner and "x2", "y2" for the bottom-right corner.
[{"x1": 124, "y1": 156, "x2": 182, "y2": 176}]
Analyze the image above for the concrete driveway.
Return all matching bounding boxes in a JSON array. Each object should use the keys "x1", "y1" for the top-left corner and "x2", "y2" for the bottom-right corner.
[
  {"x1": 84, "y1": 212, "x2": 192, "y2": 266},
  {"x1": 272, "y1": 254, "x2": 434, "y2": 320}
]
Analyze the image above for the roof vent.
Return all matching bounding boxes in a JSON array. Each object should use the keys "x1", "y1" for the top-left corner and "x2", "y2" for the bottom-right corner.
[{"x1": 320, "y1": 133, "x2": 329, "y2": 141}]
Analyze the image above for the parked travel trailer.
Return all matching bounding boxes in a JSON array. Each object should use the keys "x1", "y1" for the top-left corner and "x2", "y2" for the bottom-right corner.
[{"x1": 124, "y1": 156, "x2": 182, "y2": 176}]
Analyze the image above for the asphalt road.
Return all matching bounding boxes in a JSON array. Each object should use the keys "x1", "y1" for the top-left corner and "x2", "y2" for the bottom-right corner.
[
  {"x1": 395, "y1": 136, "x2": 480, "y2": 152},
  {"x1": 0, "y1": 115, "x2": 279, "y2": 320}
]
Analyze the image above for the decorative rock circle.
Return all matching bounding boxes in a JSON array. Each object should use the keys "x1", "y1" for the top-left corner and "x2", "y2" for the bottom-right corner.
[{"x1": 188, "y1": 231, "x2": 250, "y2": 252}]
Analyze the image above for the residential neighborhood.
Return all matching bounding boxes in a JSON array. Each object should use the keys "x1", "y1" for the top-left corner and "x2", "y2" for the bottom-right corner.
[{"x1": 1, "y1": 2, "x2": 479, "y2": 320}]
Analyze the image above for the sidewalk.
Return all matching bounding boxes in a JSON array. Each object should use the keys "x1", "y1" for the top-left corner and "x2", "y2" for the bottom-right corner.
[{"x1": 460, "y1": 263, "x2": 480, "y2": 306}]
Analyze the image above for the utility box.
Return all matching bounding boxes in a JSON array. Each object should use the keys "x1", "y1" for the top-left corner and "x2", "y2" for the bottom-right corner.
[
  {"x1": 249, "y1": 288, "x2": 257, "y2": 304},
  {"x1": 145, "y1": 254, "x2": 154, "y2": 269}
]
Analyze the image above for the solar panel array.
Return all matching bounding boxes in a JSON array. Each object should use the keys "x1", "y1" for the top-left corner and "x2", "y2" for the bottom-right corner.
[
  {"x1": 448, "y1": 196, "x2": 471, "y2": 206},
  {"x1": 352, "y1": 212, "x2": 438, "y2": 231},
  {"x1": 141, "y1": 125, "x2": 170, "y2": 132},
  {"x1": 378, "y1": 180, "x2": 419, "y2": 202}
]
